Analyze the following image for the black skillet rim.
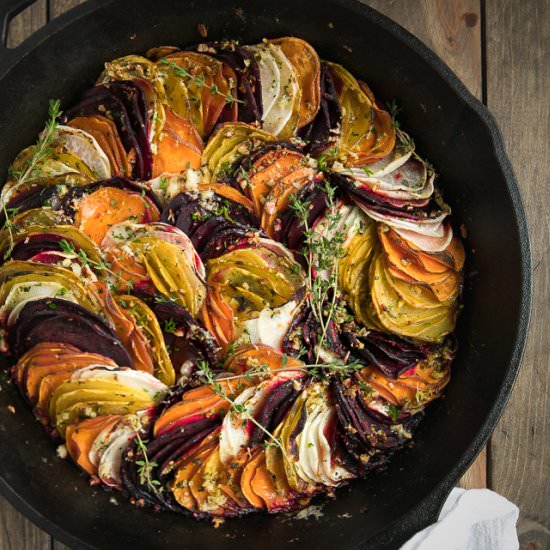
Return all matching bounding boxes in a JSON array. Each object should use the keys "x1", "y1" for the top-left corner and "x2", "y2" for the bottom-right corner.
[{"x1": 0, "y1": 0, "x2": 532, "y2": 548}]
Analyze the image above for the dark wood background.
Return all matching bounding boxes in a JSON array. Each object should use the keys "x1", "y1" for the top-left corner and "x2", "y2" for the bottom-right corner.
[{"x1": 1, "y1": 1, "x2": 548, "y2": 548}]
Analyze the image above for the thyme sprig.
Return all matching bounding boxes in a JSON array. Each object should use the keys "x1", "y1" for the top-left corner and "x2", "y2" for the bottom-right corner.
[
  {"x1": 8, "y1": 99, "x2": 62, "y2": 185},
  {"x1": 2, "y1": 99, "x2": 62, "y2": 259},
  {"x1": 1, "y1": 207, "x2": 20, "y2": 260},
  {"x1": 197, "y1": 360, "x2": 284, "y2": 452},
  {"x1": 58, "y1": 239, "x2": 133, "y2": 292},
  {"x1": 386, "y1": 99, "x2": 415, "y2": 150},
  {"x1": 387, "y1": 98, "x2": 401, "y2": 128},
  {"x1": 159, "y1": 59, "x2": 243, "y2": 106},
  {"x1": 290, "y1": 178, "x2": 347, "y2": 365},
  {"x1": 200, "y1": 359, "x2": 364, "y2": 384},
  {"x1": 130, "y1": 416, "x2": 161, "y2": 493}
]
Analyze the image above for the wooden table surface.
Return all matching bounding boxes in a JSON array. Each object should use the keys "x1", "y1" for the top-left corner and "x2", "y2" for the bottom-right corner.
[{"x1": 1, "y1": 0, "x2": 548, "y2": 548}]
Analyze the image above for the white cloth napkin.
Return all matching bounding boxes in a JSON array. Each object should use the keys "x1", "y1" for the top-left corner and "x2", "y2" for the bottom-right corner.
[{"x1": 400, "y1": 488, "x2": 520, "y2": 550}]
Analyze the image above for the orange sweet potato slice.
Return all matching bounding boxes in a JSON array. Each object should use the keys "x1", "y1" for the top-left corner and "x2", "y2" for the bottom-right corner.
[
  {"x1": 245, "y1": 148, "x2": 305, "y2": 217},
  {"x1": 429, "y1": 271, "x2": 460, "y2": 302},
  {"x1": 152, "y1": 107, "x2": 202, "y2": 177},
  {"x1": 225, "y1": 344, "x2": 303, "y2": 375},
  {"x1": 75, "y1": 187, "x2": 160, "y2": 245},
  {"x1": 218, "y1": 63, "x2": 239, "y2": 124},
  {"x1": 379, "y1": 227, "x2": 452, "y2": 286},
  {"x1": 18, "y1": 343, "x2": 116, "y2": 406},
  {"x1": 104, "y1": 247, "x2": 149, "y2": 291},
  {"x1": 100, "y1": 286, "x2": 154, "y2": 375},
  {"x1": 200, "y1": 67, "x2": 237, "y2": 135},
  {"x1": 405, "y1": 241, "x2": 452, "y2": 271},
  {"x1": 14, "y1": 342, "x2": 79, "y2": 389},
  {"x1": 154, "y1": 387, "x2": 221, "y2": 436},
  {"x1": 260, "y1": 165, "x2": 315, "y2": 236},
  {"x1": 379, "y1": 226, "x2": 462, "y2": 303},
  {"x1": 201, "y1": 285, "x2": 236, "y2": 348},
  {"x1": 241, "y1": 448, "x2": 283, "y2": 510},
  {"x1": 251, "y1": 457, "x2": 281, "y2": 510},
  {"x1": 270, "y1": 37, "x2": 321, "y2": 127},
  {"x1": 411, "y1": 250, "x2": 451, "y2": 274},
  {"x1": 441, "y1": 234, "x2": 465, "y2": 271},
  {"x1": 240, "y1": 451, "x2": 266, "y2": 509},
  {"x1": 36, "y1": 368, "x2": 86, "y2": 412},
  {"x1": 28, "y1": 364, "x2": 78, "y2": 406},
  {"x1": 198, "y1": 183, "x2": 255, "y2": 214},
  {"x1": 356, "y1": 81, "x2": 396, "y2": 164},
  {"x1": 359, "y1": 355, "x2": 451, "y2": 409},
  {"x1": 358, "y1": 367, "x2": 407, "y2": 406},
  {"x1": 153, "y1": 379, "x2": 253, "y2": 437},
  {"x1": 68, "y1": 115, "x2": 130, "y2": 176},
  {"x1": 387, "y1": 263, "x2": 419, "y2": 284},
  {"x1": 65, "y1": 415, "x2": 120, "y2": 475},
  {"x1": 218, "y1": 452, "x2": 250, "y2": 509},
  {"x1": 408, "y1": 233, "x2": 465, "y2": 272}
]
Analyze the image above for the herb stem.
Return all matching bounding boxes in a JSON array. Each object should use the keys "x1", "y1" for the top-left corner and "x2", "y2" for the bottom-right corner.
[
  {"x1": 197, "y1": 361, "x2": 285, "y2": 453},
  {"x1": 209, "y1": 362, "x2": 363, "y2": 384},
  {"x1": 130, "y1": 416, "x2": 161, "y2": 494},
  {"x1": 290, "y1": 178, "x2": 346, "y2": 368},
  {"x1": 2, "y1": 99, "x2": 62, "y2": 259},
  {"x1": 58, "y1": 239, "x2": 132, "y2": 292}
]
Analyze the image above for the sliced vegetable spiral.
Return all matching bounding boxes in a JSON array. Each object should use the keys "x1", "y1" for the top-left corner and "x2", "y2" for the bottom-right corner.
[{"x1": 0, "y1": 35, "x2": 464, "y2": 521}]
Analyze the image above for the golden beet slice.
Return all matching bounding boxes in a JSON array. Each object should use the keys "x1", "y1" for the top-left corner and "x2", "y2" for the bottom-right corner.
[{"x1": 161, "y1": 52, "x2": 238, "y2": 138}]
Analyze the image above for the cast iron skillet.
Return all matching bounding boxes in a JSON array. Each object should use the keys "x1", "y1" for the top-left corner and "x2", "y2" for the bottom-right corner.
[{"x1": 0, "y1": 0, "x2": 531, "y2": 548}]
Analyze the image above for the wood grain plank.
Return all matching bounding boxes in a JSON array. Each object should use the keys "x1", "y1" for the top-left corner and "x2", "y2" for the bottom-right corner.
[
  {"x1": 0, "y1": 502, "x2": 50, "y2": 550},
  {"x1": 50, "y1": 0, "x2": 87, "y2": 19},
  {"x1": 366, "y1": 0, "x2": 482, "y2": 98},
  {"x1": 363, "y1": 0, "x2": 487, "y2": 491},
  {"x1": 457, "y1": 447, "x2": 487, "y2": 489},
  {"x1": 485, "y1": 0, "x2": 550, "y2": 548}
]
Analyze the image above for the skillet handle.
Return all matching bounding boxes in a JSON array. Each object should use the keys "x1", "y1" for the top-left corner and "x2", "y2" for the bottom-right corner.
[
  {"x1": 0, "y1": 0, "x2": 40, "y2": 48},
  {"x1": 0, "y1": 0, "x2": 42, "y2": 75}
]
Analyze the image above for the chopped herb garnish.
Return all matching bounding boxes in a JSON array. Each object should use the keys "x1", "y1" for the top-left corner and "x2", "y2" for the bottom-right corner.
[
  {"x1": 388, "y1": 405, "x2": 400, "y2": 423},
  {"x1": 159, "y1": 59, "x2": 243, "y2": 106}
]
